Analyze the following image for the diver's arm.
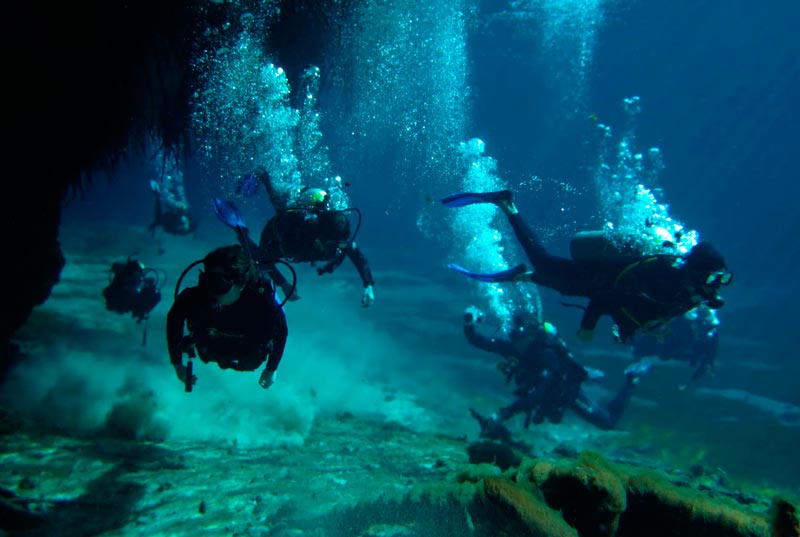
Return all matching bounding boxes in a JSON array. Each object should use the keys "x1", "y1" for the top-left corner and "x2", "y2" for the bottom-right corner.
[
  {"x1": 266, "y1": 303, "x2": 288, "y2": 373},
  {"x1": 166, "y1": 293, "x2": 190, "y2": 380},
  {"x1": 256, "y1": 166, "x2": 290, "y2": 211},
  {"x1": 464, "y1": 323, "x2": 514, "y2": 356},
  {"x1": 346, "y1": 242, "x2": 374, "y2": 288},
  {"x1": 577, "y1": 300, "x2": 603, "y2": 342},
  {"x1": 346, "y1": 242, "x2": 375, "y2": 306}
]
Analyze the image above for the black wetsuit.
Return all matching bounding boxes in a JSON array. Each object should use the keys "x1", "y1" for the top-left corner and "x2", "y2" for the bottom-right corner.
[
  {"x1": 257, "y1": 209, "x2": 374, "y2": 291},
  {"x1": 103, "y1": 260, "x2": 161, "y2": 322},
  {"x1": 167, "y1": 285, "x2": 287, "y2": 373},
  {"x1": 507, "y1": 213, "x2": 709, "y2": 343},
  {"x1": 465, "y1": 323, "x2": 635, "y2": 430}
]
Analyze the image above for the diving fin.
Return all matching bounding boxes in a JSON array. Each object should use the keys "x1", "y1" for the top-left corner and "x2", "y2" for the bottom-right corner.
[
  {"x1": 212, "y1": 198, "x2": 247, "y2": 229},
  {"x1": 469, "y1": 408, "x2": 513, "y2": 444},
  {"x1": 440, "y1": 190, "x2": 511, "y2": 208},
  {"x1": 212, "y1": 197, "x2": 256, "y2": 256},
  {"x1": 448, "y1": 263, "x2": 528, "y2": 283}
]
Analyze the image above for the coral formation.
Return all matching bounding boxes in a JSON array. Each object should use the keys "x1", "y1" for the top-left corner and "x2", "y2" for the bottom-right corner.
[
  {"x1": 772, "y1": 498, "x2": 800, "y2": 537},
  {"x1": 481, "y1": 477, "x2": 578, "y2": 537},
  {"x1": 530, "y1": 452, "x2": 627, "y2": 537},
  {"x1": 620, "y1": 470, "x2": 770, "y2": 536}
]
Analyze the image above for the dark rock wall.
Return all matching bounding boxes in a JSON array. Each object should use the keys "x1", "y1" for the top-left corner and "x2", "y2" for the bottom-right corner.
[
  {"x1": 1, "y1": 1, "x2": 201, "y2": 381},
  {"x1": 0, "y1": 1, "x2": 341, "y2": 382}
]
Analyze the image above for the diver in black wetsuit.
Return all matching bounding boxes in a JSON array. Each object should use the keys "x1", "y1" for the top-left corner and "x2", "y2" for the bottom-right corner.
[
  {"x1": 464, "y1": 307, "x2": 646, "y2": 439},
  {"x1": 632, "y1": 304, "x2": 720, "y2": 385},
  {"x1": 253, "y1": 167, "x2": 375, "y2": 307},
  {"x1": 167, "y1": 245, "x2": 287, "y2": 391},
  {"x1": 103, "y1": 259, "x2": 162, "y2": 322},
  {"x1": 442, "y1": 189, "x2": 732, "y2": 344},
  {"x1": 148, "y1": 159, "x2": 196, "y2": 237}
]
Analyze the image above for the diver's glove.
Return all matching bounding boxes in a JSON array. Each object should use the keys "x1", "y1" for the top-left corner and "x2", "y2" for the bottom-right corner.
[
  {"x1": 362, "y1": 284, "x2": 375, "y2": 308},
  {"x1": 464, "y1": 306, "x2": 484, "y2": 325},
  {"x1": 259, "y1": 369, "x2": 277, "y2": 389}
]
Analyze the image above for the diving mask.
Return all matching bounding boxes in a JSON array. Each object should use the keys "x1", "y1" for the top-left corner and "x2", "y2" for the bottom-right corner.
[
  {"x1": 705, "y1": 270, "x2": 733, "y2": 287},
  {"x1": 200, "y1": 270, "x2": 236, "y2": 296}
]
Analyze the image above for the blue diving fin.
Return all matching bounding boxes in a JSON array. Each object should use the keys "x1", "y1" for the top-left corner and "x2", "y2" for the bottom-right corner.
[
  {"x1": 212, "y1": 197, "x2": 247, "y2": 229},
  {"x1": 440, "y1": 190, "x2": 511, "y2": 208},
  {"x1": 212, "y1": 197, "x2": 258, "y2": 257},
  {"x1": 447, "y1": 263, "x2": 528, "y2": 283}
]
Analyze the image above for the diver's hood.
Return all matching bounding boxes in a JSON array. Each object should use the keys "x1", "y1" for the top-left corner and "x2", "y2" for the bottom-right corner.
[{"x1": 685, "y1": 242, "x2": 727, "y2": 273}]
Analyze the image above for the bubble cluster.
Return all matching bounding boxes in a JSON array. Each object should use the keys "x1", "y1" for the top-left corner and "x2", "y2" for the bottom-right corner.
[
  {"x1": 540, "y1": 0, "x2": 604, "y2": 113},
  {"x1": 450, "y1": 139, "x2": 542, "y2": 330},
  {"x1": 191, "y1": 8, "x2": 348, "y2": 209},
  {"x1": 192, "y1": 25, "x2": 299, "y2": 194},
  {"x1": 327, "y1": 0, "x2": 470, "y2": 193},
  {"x1": 294, "y1": 66, "x2": 349, "y2": 211},
  {"x1": 593, "y1": 97, "x2": 699, "y2": 256}
]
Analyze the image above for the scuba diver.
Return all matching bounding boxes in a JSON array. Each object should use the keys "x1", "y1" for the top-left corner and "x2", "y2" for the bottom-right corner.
[
  {"x1": 103, "y1": 258, "x2": 162, "y2": 323},
  {"x1": 464, "y1": 306, "x2": 649, "y2": 442},
  {"x1": 442, "y1": 189, "x2": 733, "y2": 344},
  {"x1": 632, "y1": 304, "x2": 720, "y2": 387},
  {"x1": 103, "y1": 258, "x2": 164, "y2": 346},
  {"x1": 213, "y1": 167, "x2": 375, "y2": 307},
  {"x1": 167, "y1": 245, "x2": 288, "y2": 392},
  {"x1": 148, "y1": 151, "x2": 196, "y2": 237}
]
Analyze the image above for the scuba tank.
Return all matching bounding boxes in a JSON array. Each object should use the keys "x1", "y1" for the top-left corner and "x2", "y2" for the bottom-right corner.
[{"x1": 569, "y1": 231, "x2": 640, "y2": 264}]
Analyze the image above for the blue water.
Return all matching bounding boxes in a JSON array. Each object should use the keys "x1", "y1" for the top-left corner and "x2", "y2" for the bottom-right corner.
[{"x1": 45, "y1": 0, "x2": 800, "y2": 491}]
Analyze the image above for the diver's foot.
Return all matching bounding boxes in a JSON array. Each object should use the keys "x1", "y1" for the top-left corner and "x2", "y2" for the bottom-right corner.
[
  {"x1": 469, "y1": 408, "x2": 513, "y2": 443},
  {"x1": 583, "y1": 366, "x2": 605, "y2": 380},
  {"x1": 440, "y1": 190, "x2": 513, "y2": 210},
  {"x1": 624, "y1": 359, "x2": 654, "y2": 384}
]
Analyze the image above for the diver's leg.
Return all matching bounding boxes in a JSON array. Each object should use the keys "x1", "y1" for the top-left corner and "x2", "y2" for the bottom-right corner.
[
  {"x1": 569, "y1": 390, "x2": 618, "y2": 430},
  {"x1": 506, "y1": 213, "x2": 550, "y2": 265},
  {"x1": 441, "y1": 189, "x2": 581, "y2": 292},
  {"x1": 486, "y1": 192, "x2": 580, "y2": 284},
  {"x1": 469, "y1": 408, "x2": 515, "y2": 443},
  {"x1": 571, "y1": 369, "x2": 642, "y2": 430},
  {"x1": 604, "y1": 378, "x2": 636, "y2": 426},
  {"x1": 505, "y1": 212, "x2": 584, "y2": 294}
]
